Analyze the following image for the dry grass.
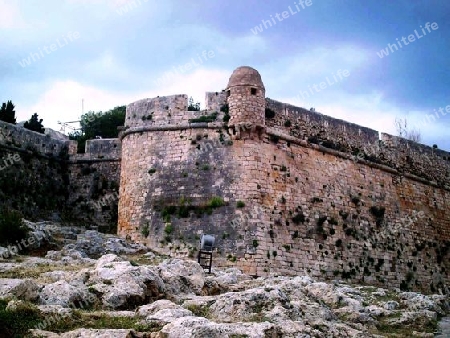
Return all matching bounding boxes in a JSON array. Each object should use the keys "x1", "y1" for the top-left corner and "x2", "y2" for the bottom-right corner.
[{"x1": 0, "y1": 258, "x2": 94, "y2": 281}]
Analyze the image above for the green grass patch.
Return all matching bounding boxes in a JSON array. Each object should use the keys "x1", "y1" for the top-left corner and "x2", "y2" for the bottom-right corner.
[
  {"x1": 44, "y1": 310, "x2": 163, "y2": 333},
  {"x1": 0, "y1": 299, "x2": 42, "y2": 337}
]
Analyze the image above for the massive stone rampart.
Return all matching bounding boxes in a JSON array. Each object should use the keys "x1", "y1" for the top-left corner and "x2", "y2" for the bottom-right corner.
[{"x1": 118, "y1": 67, "x2": 450, "y2": 293}]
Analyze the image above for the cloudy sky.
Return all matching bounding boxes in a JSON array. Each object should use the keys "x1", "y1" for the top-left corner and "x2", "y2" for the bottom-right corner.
[{"x1": 1, "y1": 0, "x2": 449, "y2": 150}]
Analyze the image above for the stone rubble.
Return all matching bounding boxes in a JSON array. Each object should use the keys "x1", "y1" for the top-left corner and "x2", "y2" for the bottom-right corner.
[{"x1": 0, "y1": 223, "x2": 447, "y2": 337}]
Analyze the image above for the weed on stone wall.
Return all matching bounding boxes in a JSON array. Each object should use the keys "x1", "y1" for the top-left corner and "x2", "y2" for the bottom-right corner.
[
  {"x1": 188, "y1": 112, "x2": 218, "y2": 124},
  {"x1": 265, "y1": 108, "x2": 276, "y2": 119},
  {"x1": 369, "y1": 206, "x2": 386, "y2": 226},
  {"x1": 236, "y1": 201, "x2": 245, "y2": 208},
  {"x1": 292, "y1": 212, "x2": 305, "y2": 224},
  {"x1": 158, "y1": 196, "x2": 226, "y2": 222}
]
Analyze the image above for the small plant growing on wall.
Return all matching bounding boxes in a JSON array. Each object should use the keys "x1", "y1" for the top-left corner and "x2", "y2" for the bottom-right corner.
[
  {"x1": 269, "y1": 134, "x2": 279, "y2": 143},
  {"x1": 236, "y1": 201, "x2": 245, "y2": 208},
  {"x1": 148, "y1": 168, "x2": 156, "y2": 174},
  {"x1": 189, "y1": 112, "x2": 218, "y2": 123},
  {"x1": 284, "y1": 120, "x2": 292, "y2": 127},
  {"x1": 329, "y1": 218, "x2": 338, "y2": 225},
  {"x1": 292, "y1": 213, "x2": 305, "y2": 224},
  {"x1": 227, "y1": 255, "x2": 237, "y2": 262},
  {"x1": 141, "y1": 223, "x2": 150, "y2": 238},
  {"x1": 207, "y1": 196, "x2": 225, "y2": 208},
  {"x1": 164, "y1": 224, "x2": 173, "y2": 234},
  {"x1": 220, "y1": 103, "x2": 229, "y2": 114},
  {"x1": 161, "y1": 206, "x2": 176, "y2": 222},
  {"x1": 339, "y1": 210, "x2": 349, "y2": 220},
  {"x1": 351, "y1": 195, "x2": 360, "y2": 206},
  {"x1": 369, "y1": 206, "x2": 385, "y2": 226},
  {"x1": 265, "y1": 108, "x2": 276, "y2": 119},
  {"x1": 252, "y1": 239, "x2": 259, "y2": 248},
  {"x1": 317, "y1": 216, "x2": 327, "y2": 227}
]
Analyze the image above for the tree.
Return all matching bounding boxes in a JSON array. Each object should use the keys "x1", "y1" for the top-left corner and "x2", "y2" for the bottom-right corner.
[
  {"x1": 0, "y1": 100, "x2": 17, "y2": 124},
  {"x1": 187, "y1": 97, "x2": 200, "y2": 111},
  {"x1": 24, "y1": 113, "x2": 45, "y2": 134},
  {"x1": 69, "y1": 106, "x2": 126, "y2": 153},
  {"x1": 394, "y1": 117, "x2": 421, "y2": 143}
]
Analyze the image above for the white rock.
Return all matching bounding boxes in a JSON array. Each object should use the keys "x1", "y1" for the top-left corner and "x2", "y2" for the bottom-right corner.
[
  {"x1": 37, "y1": 304, "x2": 73, "y2": 317},
  {"x1": 88, "y1": 255, "x2": 165, "y2": 309},
  {"x1": 145, "y1": 307, "x2": 193, "y2": 324},
  {"x1": 0, "y1": 278, "x2": 40, "y2": 301},
  {"x1": 95, "y1": 253, "x2": 124, "y2": 268},
  {"x1": 383, "y1": 300, "x2": 399, "y2": 310},
  {"x1": 39, "y1": 280, "x2": 94, "y2": 308},
  {"x1": 159, "y1": 316, "x2": 279, "y2": 338},
  {"x1": 136, "y1": 299, "x2": 181, "y2": 317},
  {"x1": 157, "y1": 259, "x2": 205, "y2": 297}
]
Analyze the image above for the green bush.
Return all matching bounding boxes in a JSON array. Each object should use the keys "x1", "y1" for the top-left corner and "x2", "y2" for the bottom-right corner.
[
  {"x1": 189, "y1": 112, "x2": 218, "y2": 123},
  {"x1": 0, "y1": 208, "x2": 28, "y2": 247},
  {"x1": 141, "y1": 223, "x2": 150, "y2": 238},
  {"x1": 207, "y1": 196, "x2": 225, "y2": 208},
  {"x1": 0, "y1": 299, "x2": 42, "y2": 337},
  {"x1": 164, "y1": 224, "x2": 173, "y2": 235},
  {"x1": 236, "y1": 201, "x2": 245, "y2": 208},
  {"x1": 220, "y1": 104, "x2": 229, "y2": 114}
]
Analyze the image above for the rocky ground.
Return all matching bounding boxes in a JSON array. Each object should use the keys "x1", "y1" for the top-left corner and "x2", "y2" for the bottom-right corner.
[{"x1": 0, "y1": 222, "x2": 449, "y2": 337}]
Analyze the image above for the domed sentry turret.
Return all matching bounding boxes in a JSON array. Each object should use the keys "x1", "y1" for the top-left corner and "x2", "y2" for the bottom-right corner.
[{"x1": 225, "y1": 66, "x2": 265, "y2": 138}]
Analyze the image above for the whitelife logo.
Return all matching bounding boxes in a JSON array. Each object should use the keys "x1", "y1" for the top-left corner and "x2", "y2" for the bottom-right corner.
[
  {"x1": 0, "y1": 153, "x2": 21, "y2": 171},
  {"x1": 296, "y1": 69, "x2": 350, "y2": 100},
  {"x1": 115, "y1": 0, "x2": 149, "y2": 16},
  {"x1": 251, "y1": 0, "x2": 313, "y2": 35},
  {"x1": 18, "y1": 32, "x2": 81, "y2": 68},
  {"x1": 153, "y1": 50, "x2": 216, "y2": 87},
  {"x1": 377, "y1": 22, "x2": 439, "y2": 58}
]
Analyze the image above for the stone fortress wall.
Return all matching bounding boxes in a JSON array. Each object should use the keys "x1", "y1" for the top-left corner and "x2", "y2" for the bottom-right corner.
[
  {"x1": 118, "y1": 66, "x2": 450, "y2": 294},
  {"x1": 67, "y1": 138, "x2": 121, "y2": 231},
  {"x1": 0, "y1": 120, "x2": 121, "y2": 230},
  {"x1": 0, "y1": 65, "x2": 448, "y2": 294}
]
